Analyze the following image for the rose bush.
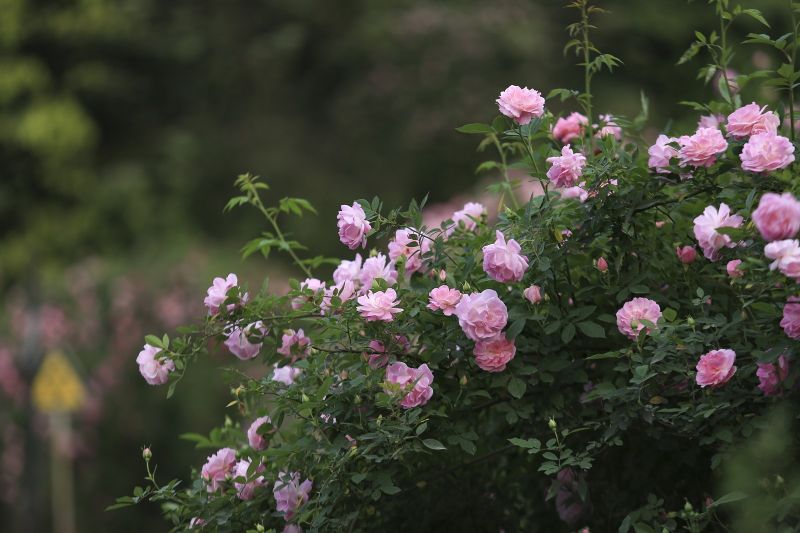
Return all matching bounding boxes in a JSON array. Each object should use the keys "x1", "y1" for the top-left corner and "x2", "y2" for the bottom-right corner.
[{"x1": 115, "y1": 2, "x2": 800, "y2": 532}]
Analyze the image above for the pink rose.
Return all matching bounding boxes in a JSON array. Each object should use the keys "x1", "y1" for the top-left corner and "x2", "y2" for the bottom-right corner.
[
  {"x1": 764, "y1": 240, "x2": 800, "y2": 281},
  {"x1": 676, "y1": 245, "x2": 697, "y2": 264},
  {"x1": 740, "y1": 132, "x2": 795, "y2": 173},
  {"x1": 726, "y1": 102, "x2": 775, "y2": 138},
  {"x1": 427, "y1": 285, "x2": 462, "y2": 316},
  {"x1": 523, "y1": 284, "x2": 543, "y2": 304},
  {"x1": 756, "y1": 354, "x2": 789, "y2": 396},
  {"x1": 320, "y1": 280, "x2": 356, "y2": 315},
  {"x1": 482, "y1": 230, "x2": 529, "y2": 283},
  {"x1": 552, "y1": 112, "x2": 588, "y2": 143},
  {"x1": 359, "y1": 253, "x2": 398, "y2": 290},
  {"x1": 273, "y1": 472, "x2": 312, "y2": 521},
  {"x1": 283, "y1": 526, "x2": 303, "y2": 533},
  {"x1": 546, "y1": 145, "x2": 587, "y2": 188},
  {"x1": 364, "y1": 340, "x2": 389, "y2": 369},
  {"x1": 247, "y1": 416, "x2": 272, "y2": 451},
  {"x1": 277, "y1": 328, "x2": 311, "y2": 359},
  {"x1": 726, "y1": 259, "x2": 743, "y2": 278},
  {"x1": 451, "y1": 202, "x2": 487, "y2": 233},
  {"x1": 648, "y1": 134, "x2": 678, "y2": 173},
  {"x1": 781, "y1": 296, "x2": 800, "y2": 339},
  {"x1": 560, "y1": 186, "x2": 589, "y2": 203},
  {"x1": 224, "y1": 321, "x2": 267, "y2": 361},
  {"x1": 201, "y1": 447, "x2": 237, "y2": 493},
  {"x1": 388, "y1": 229, "x2": 430, "y2": 273},
  {"x1": 678, "y1": 127, "x2": 728, "y2": 167},
  {"x1": 356, "y1": 289, "x2": 403, "y2": 322},
  {"x1": 752, "y1": 111, "x2": 780, "y2": 136},
  {"x1": 496, "y1": 85, "x2": 545, "y2": 125},
  {"x1": 595, "y1": 114, "x2": 622, "y2": 140},
  {"x1": 596, "y1": 257, "x2": 608, "y2": 273},
  {"x1": 753, "y1": 192, "x2": 800, "y2": 241},
  {"x1": 473, "y1": 334, "x2": 516, "y2": 372},
  {"x1": 692, "y1": 203, "x2": 743, "y2": 261},
  {"x1": 333, "y1": 254, "x2": 363, "y2": 286},
  {"x1": 695, "y1": 349, "x2": 737, "y2": 388},
  {"x1": 272, "y1": 365, "x2": 302, "y2": 386},
  {"x1": 233, "y1": 459, "x2": 265, "y2": 501},
  {"x1": 454, "y1": 289, "x2": 508, "y2": 341},
  {"x1": 337, "y1": 202, "x2": 371, "y2": 250},
  {"x1": 384, "y1": 362, "x2": 434, "y2": 409},
  {"x1": 291, "y1": 278, "x2": 326, "y2": 310},
  {"x1": 188, "y1": 517, "x2": 206, "y2": 529},
  {"x1": 616, "y1": 297, "x2": 661, "y2": 340},
  {"x1": 698, "y1": 114, "x2": 724, "y2": 129},
  {"x1": 204, "y1": 273, "x2": 248, "y2": 315},
  {"x1": 136, "y1": 344, "x2": 175, "y2": 386}
]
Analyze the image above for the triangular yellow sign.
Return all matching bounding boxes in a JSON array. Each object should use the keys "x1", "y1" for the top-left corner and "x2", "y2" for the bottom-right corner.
[{"x1": 31, "y1": 351, "x2": 86, "y2": 413}]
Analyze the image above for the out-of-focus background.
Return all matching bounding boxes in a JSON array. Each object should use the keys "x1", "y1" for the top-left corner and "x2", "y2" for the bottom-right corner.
[{"x1": 0, "y1": 0, "x2": 789, "y2": 531}]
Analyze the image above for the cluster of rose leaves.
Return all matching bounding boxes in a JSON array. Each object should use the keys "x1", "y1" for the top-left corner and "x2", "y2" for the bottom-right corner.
[{"x1": 132, "y1": 85, "x2": 799, "y2": 532}]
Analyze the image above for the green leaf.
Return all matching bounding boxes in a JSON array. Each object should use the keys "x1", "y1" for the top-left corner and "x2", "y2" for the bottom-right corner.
[
  {"x1": 507, "y1": 318, "x2": 527, "y2": 340},
  {"x1": 662, "y1": 308, "x2": 678, "y2": 322},
  {"x1": 509, "y1": 437, "x2": 541, "y2": 449},
  {"x1": 741, "y1": 8, "x2": 769, "y2": 27},
  {"x1": 422, "y1": 438, "x2": 447, "y2": 451},
  {"x1": 576, "y1": 321, "x2": 605, "y2": 338},
  {"x1": 455, "y1": 123, "x2": 495, "y2": 135},
  {"x1": 710, "y1": 491, "x2": 748, "y2": 507},
  {"x1": 507, "y1": 377, "x2": 526, "y2": 399},
  {"x1": 561, "y1": 323, "x2": 576, "y2": 344}
]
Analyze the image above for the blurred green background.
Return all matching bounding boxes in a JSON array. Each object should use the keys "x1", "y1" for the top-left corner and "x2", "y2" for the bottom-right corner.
[{"x1": 0, "y1": 0, "x2": 790, "y2": 531}]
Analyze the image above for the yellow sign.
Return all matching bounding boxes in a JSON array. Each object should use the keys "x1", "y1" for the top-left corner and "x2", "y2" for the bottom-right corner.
[{"x1": 32, "y1": 351, "x2": 86, "y2": 413}]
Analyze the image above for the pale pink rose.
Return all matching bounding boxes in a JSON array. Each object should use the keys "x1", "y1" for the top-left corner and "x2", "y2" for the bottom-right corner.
[
  {"x1": 648, "y1": 134, "x2": 678, "y2": 173},
  {"x1": 616, "y1": 297, "x2": 662, "y2": 340},
  {"x1": 388, "y1": 229, "x2": 429, "y2": 273},
  {"x1": 247, "y1": 416, "x2": 272, "y2": 451},
  {"x1": 740, "y1": 132, "x2": 795, "y2": 173},
  {"x1": 136, "y1": 344, "x2": 175, "y2": 386},
  {"x1": 752, "y1": 111, "x2": 780, "y2": 136},
  {"x1": 272, "y1": 365, "x2": 302, "y2": 386},
  {"x1": 233, "y1": 459, "x2": 265, "y2": 501},
  {"x1": 726, "y1": 102, "x2": 772, "y2": 138},
  {"x1": 781, "y1": 296, "x2": 800, "y2": 339},
  {"x1": 204, "y1": 273, "x2": 248, "y2": 315},
  {"x1": 364, "y1": 340, "x2": 389, "y2": 369},
  {"x1": 384, "y1": 362, "x2": 434, "y2": 409},
  {"x1": 496, "y1": 85, "x2": 545, "y2": 125},
  {"x1": 359, "y1": 253, "x2": 398, "y2": 290},
  {"x1": 451, "y1": 202, "x2": 487, "y2": 233},
  {"x1": 356, "y1": 289, "x2": 403, "y2": 322},
  {"x1": 595, "y1": 114, "x2": 622, "y2": 140},
  {"x1": 523, "y1": 284, "x2": 543, "y2": 304},
  {"x1": 756, "y1": 354, "x2": 789, "y2": 396},
  {"x1": 291, "y1": 278, "x2": 326, "y2": 310},
  {"x1": 482, "y1": 230, "x2": 529, "y2": 283},
  {"x1": 552, "y1": 112, "x2": 588, "y2": 143},
  {"x1": 224, "y1": 321, "x2": 267, "y2": 360},
  {"x1": 655, "y1": 220, "x2": 667, "y2": 229},
  {"x1": 332, "y1": 254, "x2": 363, "y2": 286},
  {"x1": 273, "y1": 472, "x2": 312, "y2": 520},
  {"x1": 692, "y1": 203, "x2": 744, "y2": 261},
  {"x1": 283, "y1": 525, "x2": 303, "y2": 533},
  {"x1": 695, "y1": 349, "x2": 737, "y2": 388},
  {"x1": 764, "y1": 240, "x2": 800, "y2": 281},
  {"x1": 596, "y1": 257, "x2": 608, "y2": 273},
  {"x1": 454, "y1": 289, "x2": 508, "y2": 341},
  {"x1": 320, "y1": 280, "x2": 356, "y2": 315},
  {"x1": 201, "y1": 447, "x2": 237, "y2": 493},
  {"x1": 726, "y1": 259, "x2": 743, "y2": 278},
  {"x1": 473, "y1": 334, "x2": 516, "y2": 372},
  {"x1": 676, "y1": 245, "x2": 697, "y2": 264},
  {"x1": 753, "y1": 192, "x2": 800, "y2": 241},
  {"x1": 678, "y1": 127, "x2": 728, "y2": 167},
  {"x1": 427, "y1": 285, "x2": 462, "y2": 316},
  {"x1": 560, "y1": 186, "x2": 589, "y2": 203},
  {"x1": 277, "y1": 329, "x2": 311, "y2": 359},
  {"x1": 546, "y1": 145, "x2": 587, "y2": 188},
  {"x1": 188, "y1": 517, "x2": 206, "y2": 528},
  {"x1": 698, "y1": 114, "x2": 723, "y2": 129},
  {"x1": 337, "y1": 202, "x2": 371, "y2": 250}
]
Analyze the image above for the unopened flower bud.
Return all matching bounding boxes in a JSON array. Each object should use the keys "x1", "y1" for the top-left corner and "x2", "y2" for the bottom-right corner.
[
  {"x1": 256, "y1": 524, "x2": 265, "y2": 532},
  {"x1": 460, "y1": 375, "x2": 468, "y2": 386},
  {"x1": 596, "y1": 257, "x2": 608, "y2": 273},
  {"x1": 439, "y1": 269, "x2": 447, "y2": 282},
  {"x1": 142, "y1": 447, "x2": 152, "y2": 461},
  {"x1": 548, "y1": 418, "x2": 557, "y2": 430},
  {"x1": 354, "y1": 394, "x2": 362, "y2": 404},
  {"x1": 683, "y1": 501, "x2": 693, "y2": 512}
]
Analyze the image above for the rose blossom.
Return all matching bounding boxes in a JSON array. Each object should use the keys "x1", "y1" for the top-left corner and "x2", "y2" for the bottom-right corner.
[
  {"x1": 136, "y1": 344, "x2": 175, "y2": 386},
  {"x1": 740, "y1": 132, "x2": 795, "y2": 173},
  {"x1": 247, "y1": 416, "x2": 272, "y2": 450},
  {"x1": 384, "y1": 362, "x2": 434, "y2": 409},
  {"x1": 204, "y1": 273, "x2": 248, "y2": 315},
  {"x1": 560, "y1": 186, "x2": 589, "y2": 203},
  {"x1": 752, "y1": 192, "x2": 800, "y2": 241},
  {"x1": 273, "y1": 472, "x2": 313, "y2": 521},
  {"x1": 388, "y1": 229, "x2": 429, "y2": 273},
  {"x1": 473, "y1": 334, "x2": 516, "y2": 372},
  {"x1": 272, "y1": 365, "x2": 302, "y2": 386},
  {"x1": 764, "y1": 240, "x2": 800, "y2": 280},
  {"x1": 337, "y1": 202, "x2": 371, "y2": 250},
  {"x1": 496, "y1": 85, "x2": 545, "y2": 125},
  {"x1": 291, "y1": 278, "x2": 326, "y2": 310},
  {"x1": 332, "y1": 254, "x2": 363, "y2": 286},
  {"x1": 451, "y1": 202, "x2": 487, "y2": 232},
  {"x1": 546, "y1": 145, "x2": 587, "y2": 188},
  {"x1": 320, "y1": 280, "x2": 356, "y2": 314},
  {"x1": 356, "y1": 289, "x2": 402, "y2": 322},
  {"x1": 678, "y1": 127, "x2": 728, "y2": 167},
  {"x1": 676, "y1": 245, "x2": 697, "y2": 264},
  {"x1": 223, "y1": 321, "x2": 267, "y2": 360},
  {"x1": 359, "y1": 253, "x2": 398, "y2": 290},
  {"x1": 454, "y1": 289, "x2": 508, "y2": 341},
  {"x1": 695, "y1": 349, "x2": 737, "y2": 388},
  {"x1": 726, "y1": 259, "x2": 743, "y2": 278},
  {"x1": 756, "y1": 354, "x2": 790, "y2": 396},
  {"x1": 781, "y1": 296, "x2": 800, "y2": 339},
  {"x1": 283, "y1": 526, "x2": 303, "y2": 533},
  {"x1": 482, "y1": 231, "x2": 529, "y2": 283},
  {"x1": 595, "y1": 114, "x2": 622, "y2": 140},
  {"x1": 523, "y1": 284, "x2": 543, "y2": 304},
  {"x1": 201, "y1": 447, "x2": 237, "y2": 493},
  {"x1": 552, "y1": 112, "x2": 588, "y2": 143},
  {"x1": 616, "y1": 297, "x2": 662, "y2": 340},
  {"x1": 427, "y1": 285, "x2": 462, "y2": 316},
  {"x1": 364, "y1": 340, "x2": 389, "y2": 369},
  {"x1": 692, "y1": 203, "x2": 744, "y2": 260},
  {"x1": 647, "y1": 134, "x2": 678, "y2": 173},
  {"x1": 726, "y1": 102, "x2": 777, "y2": 138},
  {"x1": 233, "y1": 459, "x2": 265, "y2": 501},
  {"x1": 188, "y1": 518, "x2": 206, "y2": 529},
  {"x1": 276, "y1": 329, "x2": 311, "y2": 359},
  {"x1": 698, "y1": 114, "x2": 723, "y2": 129}
]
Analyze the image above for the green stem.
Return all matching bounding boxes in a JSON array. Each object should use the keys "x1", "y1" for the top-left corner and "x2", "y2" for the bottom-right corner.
[
  {"x1": 581, "y1": 1, "x2": 595, "y2": 156},
  {"x1": 491, "y1": 133, "x2": 519, "y2": 210},
  {"x1": 252, "y1": 196, "x2": 313, "y2": 278},
  {"x1": 516, "y1": 128, "x2": 549, "y2": 206},
  {"x1": 791, "y1": 1, "x2": 798, "y2": 140}
]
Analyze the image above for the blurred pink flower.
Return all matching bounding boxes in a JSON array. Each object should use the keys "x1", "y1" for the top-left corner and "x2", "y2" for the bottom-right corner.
[
  {"x1": 332, "y1": 255, "x2": 363, "y2": 286},
  {"x1": 272, "y1": 365, "x2": 302, "y2": 386},
  {"x1": 201, "y1": 447, "x2": 237, "y2": 493},
  {"x1": 224, "y1": 321, "x2": 267, "y2": 360},
  {"x1": 388, "y1": 228, "x2": 429, "y2": 273},
  {"x1": 523, "y1": 285, "x2": 543, "y2": 304},
  {"x1": 781, "y1": 297, "x2": 800, "y2": 339},
  {"x1": 204, "y1": 273, "x2": 247, "y2": 315},
  {"x1": 273, "y1": 472, "x2": 313, "y2": 520},
  {"x1": 647, "y1": 134, "x2": 678, "y2": 173},
  {"x1": 359, "y1": 253, "x2": 398, "y2": 291},
  {"x1": 753, "y1": 192, "x2": 800, "y2": 241},
  {"x1": 277, "y1": 329, "x2": 311, "y2": 359},
  {"x1": 233, "y1": 459, "x2": 265, "y2": 500},
  {"x1": 726, "y1": 259, "x2": 743, "y2": 278},
  {"x1": 676, "y1": 245, "x2": 697, "y2": 264},
  {"x1": 756, "y1": 354, "x2": 789, "y2": 396},
  {"x1": 552, "y1": 112, "x2": 588, "y2": 144}
]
